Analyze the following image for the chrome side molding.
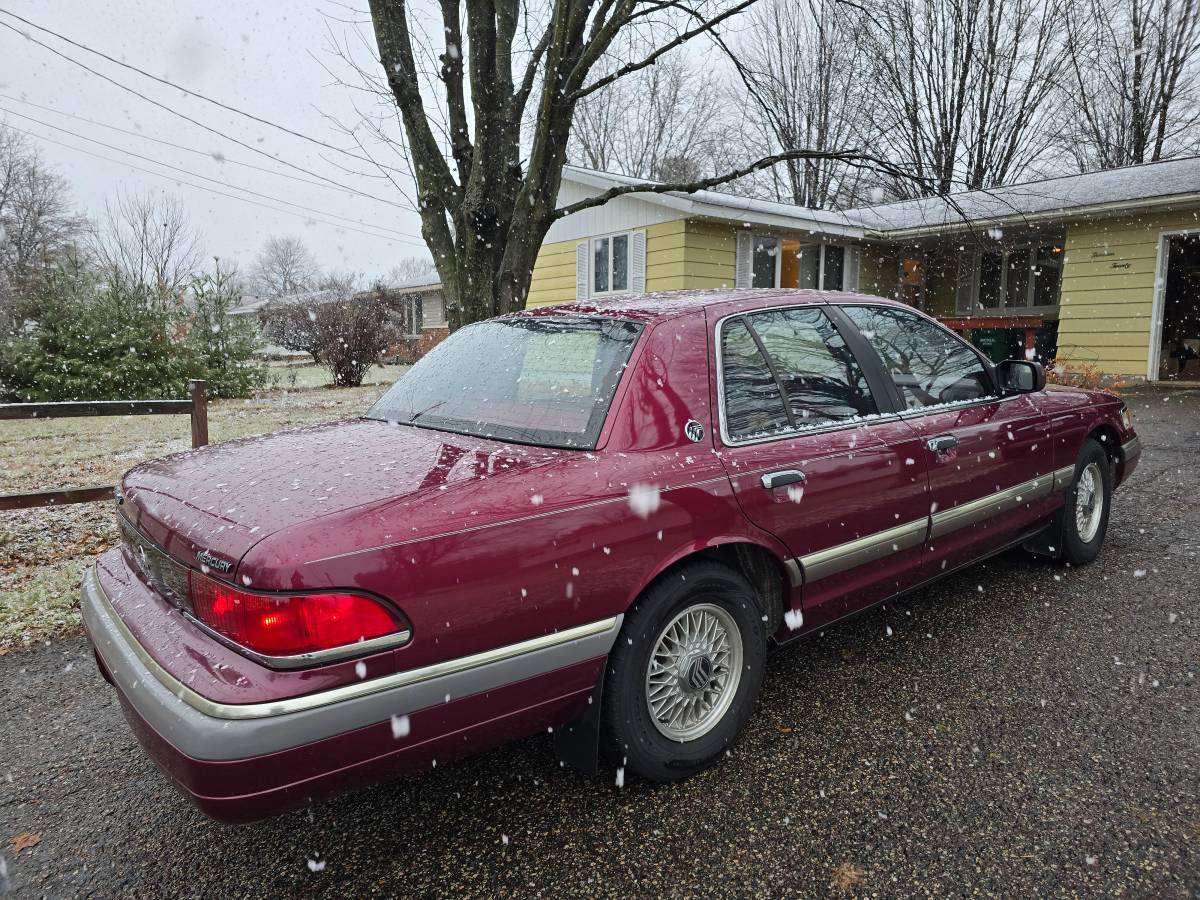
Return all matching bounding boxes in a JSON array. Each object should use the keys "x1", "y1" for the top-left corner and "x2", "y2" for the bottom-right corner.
[
  {"x1": 794, "y1": 471, "x2": 1071, "y2": 582},
  {"x1": 1052, "y1": 464, "x2": 1077, "y2": 491},
  {"x1": 800, "y1": 518, "x2": 927, "y2": 583},
  {"x1": 930, "y1": 475, "x2": 1054, "y2": 540}
]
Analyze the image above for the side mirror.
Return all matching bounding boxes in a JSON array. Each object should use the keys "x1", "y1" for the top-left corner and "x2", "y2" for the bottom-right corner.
[{"x1": 997, "y1": 359, "x2": 1046, "y2": 394}]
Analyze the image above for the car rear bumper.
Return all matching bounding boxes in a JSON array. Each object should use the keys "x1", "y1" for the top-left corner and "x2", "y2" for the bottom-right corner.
[{"x1": 82, "y1": 566, "x2": 618, "y2": 822}]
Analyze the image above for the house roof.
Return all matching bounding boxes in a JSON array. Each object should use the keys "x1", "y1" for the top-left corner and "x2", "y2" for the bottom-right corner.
[
  {"x1": 847, "y1": 156, "x2": 1200, "y2": 235},
  {"x1": 561, "y1": 156, "x2": 1200, "y2": 239},
  {"x1": 382, "y1": 276, "x2": 442, "y2": 294},
  {"x1": 562, "y1": 166, "x2": 861, "y2": 236}
]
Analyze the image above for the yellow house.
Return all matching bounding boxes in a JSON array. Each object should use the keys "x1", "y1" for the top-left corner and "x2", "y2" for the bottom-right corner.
[{"x1": 529, "y1": 160, "x2": 1200, "y2": 381}]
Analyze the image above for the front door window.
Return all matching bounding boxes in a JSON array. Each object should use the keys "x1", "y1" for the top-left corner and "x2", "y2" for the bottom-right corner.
[
  {"x1": 719, "y1": 307, "x2": 877, "y2": 440},
  {"x1": 840, "y1": 305, "x2": 993, "y2": 409}
]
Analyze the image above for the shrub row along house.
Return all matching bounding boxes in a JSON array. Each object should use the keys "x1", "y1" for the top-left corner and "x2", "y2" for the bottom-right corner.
[{"x1": 528, "y1": 157, "x2": 1200, "y2": 382}]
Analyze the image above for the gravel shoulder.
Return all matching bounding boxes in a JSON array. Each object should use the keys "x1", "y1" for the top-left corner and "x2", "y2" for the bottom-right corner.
[{"x1": 0, "y1": 386, "x2": 1196, "y2": 898}]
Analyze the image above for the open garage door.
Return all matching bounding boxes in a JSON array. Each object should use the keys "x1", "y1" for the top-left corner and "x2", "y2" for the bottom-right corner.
[{"x1": 1158, "y1": 234, "x2": 1200, "y2": 381}]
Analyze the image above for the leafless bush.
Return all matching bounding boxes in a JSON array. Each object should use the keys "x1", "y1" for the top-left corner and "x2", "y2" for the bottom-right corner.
[{"x1": 263, "y1": 284, "x2": 398, "y2": 387}]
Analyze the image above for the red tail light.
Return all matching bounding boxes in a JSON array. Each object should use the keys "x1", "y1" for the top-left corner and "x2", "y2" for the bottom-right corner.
[{"x1": 188, "y1": 570, "x2": 405, "y2": 658}]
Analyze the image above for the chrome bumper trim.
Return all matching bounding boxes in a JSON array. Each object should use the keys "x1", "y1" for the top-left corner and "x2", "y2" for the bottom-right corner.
[
  {"x1": 84, "y1": 566, "x2": 619, "y2": 724},
  {"x1": 800, "y1": 517, "x2": 927, "y2": 583},
  {"x1": 930, "y1": 474, "x2": 1054, "y2": 540}
]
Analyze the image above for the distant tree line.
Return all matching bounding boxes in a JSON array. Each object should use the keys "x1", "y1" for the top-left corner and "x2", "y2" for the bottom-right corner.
[{"x1": 570, "y1": 0, "x2": 1200, "y2": 207}]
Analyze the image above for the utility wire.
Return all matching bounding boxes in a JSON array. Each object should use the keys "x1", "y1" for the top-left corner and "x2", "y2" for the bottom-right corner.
[
  {"x1": 0, "y1": 18, "x2": 412, "y2": 212},
  {"x1": 1, "y1": 105, "x2": 425, "y2": 244},
  {"x1": 0, "y1": 92, "x2": 403, "y2": 204},
  {"x1": 0, "y1": 6, "x2": 406, "y2": 175},
  {"x1": 6, "y1": 123, "x2": 419, "y2": 246}
]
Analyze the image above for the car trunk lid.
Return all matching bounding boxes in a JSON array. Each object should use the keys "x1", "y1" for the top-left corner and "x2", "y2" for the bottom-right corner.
[{"x1": 120, "y1": 418, "x2": 566, "y2": 573}]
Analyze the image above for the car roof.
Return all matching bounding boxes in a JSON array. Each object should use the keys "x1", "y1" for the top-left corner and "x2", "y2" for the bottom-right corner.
[{"x1": 514, "y1": 289, "x2": 904, "y2": 325}]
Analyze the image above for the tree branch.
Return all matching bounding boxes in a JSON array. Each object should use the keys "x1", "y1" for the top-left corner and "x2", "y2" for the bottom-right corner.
[{"x1": 571, "y1": 0, "x2": 764, "y2": 101}]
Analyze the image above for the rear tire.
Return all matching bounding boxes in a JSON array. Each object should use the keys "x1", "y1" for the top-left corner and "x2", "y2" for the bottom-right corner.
[
  {"x1": 1061, "y1": 438, "x2": 1112, "y2": 566},
  {"x1": 602, "y1": 561, "x2": 766, "y2": 782}
]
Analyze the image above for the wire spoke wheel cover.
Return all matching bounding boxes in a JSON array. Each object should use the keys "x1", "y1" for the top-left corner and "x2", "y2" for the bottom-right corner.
[
  {"x1": 1075, "y1": 461, "x2": 1104, "y2": 543},
  {"x1": 645, "y1": 602, "x2": 744, "y2": 742}
]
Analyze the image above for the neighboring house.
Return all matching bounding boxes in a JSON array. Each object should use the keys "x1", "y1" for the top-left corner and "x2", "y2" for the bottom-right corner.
[
  {"x1": 528, "y1": 159, "x2": 1200, "y2": 381},
  {"x1": 230, "y1": 279, "x2": 450, "y2": 362},
  {"x1": 375, "y1": 276, "x2": 450, "y2": 361}
]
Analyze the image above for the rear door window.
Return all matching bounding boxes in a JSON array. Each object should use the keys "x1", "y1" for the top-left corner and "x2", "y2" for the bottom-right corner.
[
  {"x1": 719, "y1": 307, "x2": 878, "y2": 441},
  {"x1": 720, "y1": 318, "x2": 792, "y2": 440},
  {"x1": 841, "y1": 305, "x2": 994, "y2": 409}
]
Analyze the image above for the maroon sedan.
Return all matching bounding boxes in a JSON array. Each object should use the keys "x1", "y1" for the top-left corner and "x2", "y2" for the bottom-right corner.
[{"x1": 82, "y1": 290, "x2": 1139, "y2": 822}]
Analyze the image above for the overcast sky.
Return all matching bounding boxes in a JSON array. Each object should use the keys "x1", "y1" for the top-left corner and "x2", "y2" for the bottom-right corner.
[{"x1": 1, "y1": 0, "x2": 429, "y2": 283}]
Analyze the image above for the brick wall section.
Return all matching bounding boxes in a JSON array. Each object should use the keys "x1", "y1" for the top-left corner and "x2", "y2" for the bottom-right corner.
[{"x1": 390, "y1": 327, "x2": 450, "y2": 364}]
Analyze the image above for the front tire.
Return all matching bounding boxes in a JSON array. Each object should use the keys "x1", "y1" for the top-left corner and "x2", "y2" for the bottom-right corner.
[
  {"x1": 1061, "y1": 438, "x2": 1112, "y2": 565},
  {"x1": 602, "y1": 561, "x2": 766, "y2": 782}
]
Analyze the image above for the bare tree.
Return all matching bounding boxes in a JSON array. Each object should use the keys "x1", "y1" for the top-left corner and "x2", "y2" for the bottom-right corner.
[
  {"x1": 0, "y1": 125, "x2": 85, "y2": 305},
  {"x1": 862, "y1": 0, "x2": 1066, "y2": 197},
  {"x1": 365, "y1": 0, "x2": 920, "y2": 328},
  {"x1": 90, "y1": 191, "x2": 203, "y2": 298},
  {"x1": 729, "y1": 0, "x2": 874, "y2": 208},
  {"x1": 262, "y1": 283, "x2": 396, "y2": 386},
  {"x1": 385, "y1": 254, "x2": 439, "y2": 284},
  {"x1": 1062, "y1": 0, "x2": 1200, "y2": 169},
  {"x1": 250, "y1": 235, "x2": 321, "y2": 298},
  {"x1": 568, "y1": 55, "x2": 723, "y2": 181}
]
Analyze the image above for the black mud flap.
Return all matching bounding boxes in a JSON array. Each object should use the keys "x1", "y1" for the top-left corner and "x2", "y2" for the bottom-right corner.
[
  {"x1": 553, "y1": 672, "x2": 605, "y2": 775},
  {"x1": 1023, "y1": 517, "x2": 1064, "y2": 558}
]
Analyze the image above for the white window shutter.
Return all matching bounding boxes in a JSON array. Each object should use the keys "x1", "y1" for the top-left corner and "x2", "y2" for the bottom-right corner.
[
  {"x1": 575, "y1": 241, "x2": 589, "y2": 301},
  {"x1": 843, "y1": 246, "x2": 861, "y2": 292},
  {"x1": 630, "y1": 230, "x2": 646, "y2": 294},
  {"x1": 735, "y1": 231, "x2": 753, "y2": 288}
]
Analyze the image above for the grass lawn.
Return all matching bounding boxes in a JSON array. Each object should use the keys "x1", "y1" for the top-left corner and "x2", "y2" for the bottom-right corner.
[{"x1": 0, "y1": 376, "x2": 404, "y2": 650}]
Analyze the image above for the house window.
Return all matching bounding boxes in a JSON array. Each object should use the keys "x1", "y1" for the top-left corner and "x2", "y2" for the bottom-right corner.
[
  {"x1": 1032, "y1": 244, "x2": 1063, "y2": 307},
  {"x1": 752, "y1": 235, "x2": 849, "y2": 290},
  {"x1": 398, "y1": 296, "x2": 423, "y2": 337},
  {"x1": 592, "y1": 232, "x2": 631, "y2": 295},
  {"x1": 752, "y1": 236, "x2": 780, "y2": 288},
  {"x1": 964, "y1": 243, "x2": 1063, "y2": 312}
]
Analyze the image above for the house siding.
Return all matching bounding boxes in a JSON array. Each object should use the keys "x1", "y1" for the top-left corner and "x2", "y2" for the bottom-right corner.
[
  {"x1": 527, "y1": 219, "x2": 740, "y2": 308},
  {"x1": 1057, "y1": 207, "x2": 1200, "y2": 376}
]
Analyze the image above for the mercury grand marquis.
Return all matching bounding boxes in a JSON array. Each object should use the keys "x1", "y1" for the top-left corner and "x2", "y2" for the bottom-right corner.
[{"x1": 82, "y1": 289, "x2": 1141, "y2": 821}]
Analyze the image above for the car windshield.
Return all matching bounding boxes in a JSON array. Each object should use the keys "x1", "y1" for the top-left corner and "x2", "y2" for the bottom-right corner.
[{"x1": 367, "y1": 316, "x2": 644, "y2": 449}]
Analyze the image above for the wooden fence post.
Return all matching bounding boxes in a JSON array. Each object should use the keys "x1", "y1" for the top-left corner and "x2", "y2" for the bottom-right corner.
[{"x1": 188, "y1": 379, "x2": 209, "y2": 448}]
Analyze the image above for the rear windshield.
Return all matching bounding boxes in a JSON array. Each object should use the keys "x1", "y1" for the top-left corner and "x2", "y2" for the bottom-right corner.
[{"x1": 367, "y1": 316, "x2": 643, "y2": 449}]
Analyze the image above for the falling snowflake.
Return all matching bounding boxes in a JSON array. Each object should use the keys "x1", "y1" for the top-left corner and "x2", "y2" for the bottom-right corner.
[{"x1": 628, "y1": 484, "x2": 661, "y2": 518}]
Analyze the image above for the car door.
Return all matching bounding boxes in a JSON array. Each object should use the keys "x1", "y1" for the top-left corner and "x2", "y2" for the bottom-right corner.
[
  {"x1": 712, "y1": 303, "x2": 931, "y2": 633},
  {"x1": 838, "y1": 304, "x2": 1058, "y2": 578}
]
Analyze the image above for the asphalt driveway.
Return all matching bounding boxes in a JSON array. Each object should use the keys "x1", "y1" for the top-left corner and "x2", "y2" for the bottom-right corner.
[{"x1": 2, "y1": 387, "x2": 1197, "y2": 898}]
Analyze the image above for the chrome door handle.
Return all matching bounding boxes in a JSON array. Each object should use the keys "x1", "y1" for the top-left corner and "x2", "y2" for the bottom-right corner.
[
  {"x1": 760, "y1": 470, "x2": 807, "y2": 490},
  {"x1": 927, "y1": 435, "x2": 958, "y2": 453}
]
